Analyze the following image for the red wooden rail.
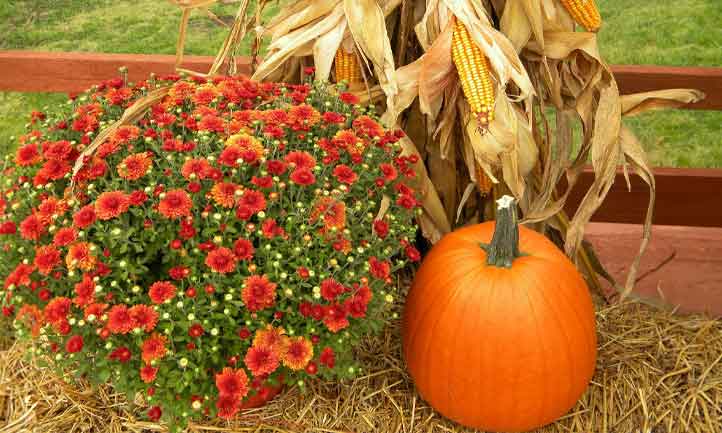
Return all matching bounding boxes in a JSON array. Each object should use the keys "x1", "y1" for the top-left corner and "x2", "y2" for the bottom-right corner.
[
  {"x1": 1, "y1": 51, "x2": 721, "y2": 110},
  {"x1": 1, "y1": 50, "x2": 721, "y2": 226}
]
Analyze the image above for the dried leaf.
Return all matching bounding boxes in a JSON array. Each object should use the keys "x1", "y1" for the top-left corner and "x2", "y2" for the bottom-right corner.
[{"x1": 621, "y1": 89, "x2": 706, "y2": 117}]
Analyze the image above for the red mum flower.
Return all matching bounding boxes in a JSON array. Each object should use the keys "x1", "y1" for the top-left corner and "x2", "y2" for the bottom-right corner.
[
  {"x1": 168, "y1": 265, "x2": 190, "y2": 280},
  {"x1": 405, "y1": 245, "x2": 421, "y2": 262},
  {"x1": 198, "y1": 114, "x2": 225, "y2": 132},
  {"x1": 141, "y1": 333, "x2": 168, "y2": 363},
  {"x1": 73, "y1": 274, "x2": 95, "y2": 306},
  {"x1": 83, "y1": 302, "x2": 108, "y2": 320},
  {"x1": 322, "y1": 112, "x2": 345, "y2": 124},
  {"x1": 17, "y1": 304, "x2": 43, "y2": 337},
  {"x1": 205, "y1": 247, "x2": 237, "y2": 274},
  {"x1": 284, "y1": 151, "x2": 316, "y2": 170},
  {"x1": 218, "y1": 145, "x2": 243, "y2": 167},
  {"x1": 333, "y1": 164, "x2": 357, "y2": 185},
  {"x1": 129, "y1": 190, "x2": 148, "y2": 206},
  {"x1": 373, "y1": 219, "x2": 389, "y2": 238},
  {"x1": 339, "y1": 92, "x2": 359, "y2": 104},
  {"x1": 65, "y1": 335, "x2": 84, "y2": 353},
  {"x1": 309, "y1": 197, "x2": 346, "y2": 233},
  {"x1": 15, "y1": 143, "x2": 42, "y2": 166},
  {"x1": 34, "y1": 245, "x2": 61, "y2": 275},
  {"x1": 281, "y1": 337, "x2": 313, "y2": 370},
  {"x1": 107, "y1": 305, "x2": 134, "y2": 334},
  {"x1": 288, "y1": 104, "x2": 321, "y2": 127},
  {"x1": 290, "y1": 168, "x2": 315, "y2": 186},
  {"x1": 147, "y1": 406, "x2": 162, "y2": 422},
  {"x1": 19, "y1": 214, "x2": 46, "y2": 241},
  {"x1": 261, "y1": 218, "x2": 286, "y2": 239},
  {"x1": 73, "y1": 205, "x2": 96, "y2": 229},
  {"x1": 158, "y1": 189, "x2": 193, "y2": 219},
  {"x1": 323, "y1": 303, "x2": 349, "y2": 333},
  {"x1": 216, "y1": 394, "x2": 241, "y2": 420},
  {"x1": 0, "y1": 221, "x2": 16, "y2": 235},
  {"x1": 43, "y1": 140, "x2": 74, "y2": 161},
  {"x1": 233, "y1": 238, "x2": 254, "y2": 261},
  {"x1": 149, "y1": 281, "x2": 177, "y2": 304},
  {"x1": 241, "y1": 274, "x2": 277, "y2": 312},
  {"x1": 239, "y1": 189, "x2": 266, "y2": 213},
  {"x1": 369, "y1": 256, "x2": 391, "y2": 280},
  {"x1": 44, "y1": 297, "x2": 71, "y2": 324},
  {"x1": 37, "y1": 197, "x2": 69, "y2": 224},
  {"x1": 39, "y1": 159, "x2": 71, "y2": 180},
  {"x1": 215, "y1": 367, "x2": 249, "y2": 398},
  {"x1": 109, "y1": 346, "x2": 132, "y2": 363},
  {"x1": 244, "y1": 346, "x2": 280, "y2": 377},
  {"x1": 141, "y1": 365, "x2": 159, "y2": 383},
  {"x1": 181, "y1": 158, "x2": 211, "y2": 179},
  {"x1": 129, "y1": 305, "x2": 159, "y2": 332},
  {"x1": 379, "y1": 163, "x2": 397, "y2": 181},
  {"x1": 345, "y1": 286, "x2": 372, "y2": 318},
  {"x1": 95, "y1": 191, "x2": 130, "y2": 220},
  {"x1": 320, "y1": 278, "x2": 345, "y2": 302},
  {"x1": 118, "y1": 152, "x2": 152, "y2": 180},
  {"x1": 396, "y1": 194, "x2": 417, "y2": 209},
  {"x1": 320, "y1": 347, "x2": 336, "y2": 368},
  {"x1": 5, "y1": 263, "x2": 34, "y2": 288},
  {"x1": 265, "y1": 159, "x2": 287, "y2": 175},
  {"x1": 189, "y1": 323, "x2": 204, "y2": 338},
  {"x1": 211, "y1": 182, "x2": 239, "y2": 208},
  {"x1": 53, "y1": 227, "x2": 77, "y2": 246}
]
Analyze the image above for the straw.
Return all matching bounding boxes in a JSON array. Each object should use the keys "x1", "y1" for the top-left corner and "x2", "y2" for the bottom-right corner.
[{"x1": 1, "y1": 297, "x2": 721, "y2": 433}]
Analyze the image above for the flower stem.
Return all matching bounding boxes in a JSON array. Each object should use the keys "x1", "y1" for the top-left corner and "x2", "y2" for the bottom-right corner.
[{"x1": 479, "y1": 195, "x2": 522, "y2": 268}]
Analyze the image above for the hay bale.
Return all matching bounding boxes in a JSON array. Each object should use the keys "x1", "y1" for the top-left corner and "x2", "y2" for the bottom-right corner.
[{"x1": 1, "y1": 300, "x2": 721, "y2": 433}]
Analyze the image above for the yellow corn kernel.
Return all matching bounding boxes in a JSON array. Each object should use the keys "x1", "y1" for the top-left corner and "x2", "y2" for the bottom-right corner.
[
  {"x1": 334, "y1": 48, "x2": 361, "y2": 84},
  {"x1": 451, "y1": 19, "x2": 495, "y2": 133},
  {"x1": 559, "y1": 0, "x2": 601, "y2": 32}
]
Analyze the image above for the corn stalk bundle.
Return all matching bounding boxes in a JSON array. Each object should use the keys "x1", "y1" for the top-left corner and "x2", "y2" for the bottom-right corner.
[{"x1": 83, "y1": 0, "x2": 704, "y2": 299}]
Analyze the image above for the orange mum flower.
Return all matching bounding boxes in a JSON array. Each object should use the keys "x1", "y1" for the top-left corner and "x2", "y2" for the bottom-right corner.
[
  {"x1": 244, "y1": 345, "x2": 280, "y2": 377},
  {"x1": 225, "y1": 133, "x2": 264, "y2": 159},
  {"x1": 288, "y1": 104, "x2": 321, "y2": 127},
  {"x1": 241, "y1": 275, "x2": 277, "y2": 312},
  {"x1": 181, "y1": 158, "x2": 211, "y2": 180},
  {"x1": 112, "y1": 125, "x2": 140, "y2": 143},
  {"x1": 95, "y1": 191, "x2": 130, "y2": 220},
  {"x1": 158, "y1": 189, "x2": 193, "y2": 219},
  {"x1": 352, "y1": 115, "x2": 384, "y2": 138},
  {"x1": 65, "y1": 242, "x2": 97, "y2": 271},
  {"x1": 129, "y1": 304, "x2": 159, "y2": 332},
  {"x1": 205, "y1": 247, "x2": 237, "y2": 274},
  {"x1": 215, "y1": 367, "x2": 249, "y2": 398},
  {"x1": 281, "y1": 336, "x2": 313, "y2": 370},
  {"x1": 253, "y1": 325, "x2": 286, "y2": 355},
  {"x1": 193, "y1": 83, "x2": 219, "y2": 105},
  {"x1": 211, "y1": 182, "x2": 240, "y2": 208},
  {"x1": 118, "y1": 152, "x2": 152, "y2": 180},
  {"x1": 309, "y1": 196, "x2": 346, "y2": 234},
  {"x1": 141, "y1": 333, "x2": 168, "y2": 363}
]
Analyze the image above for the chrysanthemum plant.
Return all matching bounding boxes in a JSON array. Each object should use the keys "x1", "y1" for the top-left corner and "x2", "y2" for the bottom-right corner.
[{"x1": 0, "y1": 72, "x2": 420, "y2": 429}]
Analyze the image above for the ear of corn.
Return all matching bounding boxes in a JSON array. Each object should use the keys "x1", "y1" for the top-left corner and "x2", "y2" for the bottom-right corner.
[
  {"x1": 559, "y1": 0, "x2": 602, "y2": 32},
  {"x1": 334, "y1": 48, "x2": 362, "y2": 84},
  {"x1": 476, "y1": 164, "x2": 494, "y2": 197},
  {"x1": 451, "y1": 19, "x2": 495, "y2": 133}
]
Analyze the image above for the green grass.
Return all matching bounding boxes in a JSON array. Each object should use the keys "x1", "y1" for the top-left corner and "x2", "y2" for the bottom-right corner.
[{"x1": 0, "y1": 0, "x2": 720, "y2": 166}]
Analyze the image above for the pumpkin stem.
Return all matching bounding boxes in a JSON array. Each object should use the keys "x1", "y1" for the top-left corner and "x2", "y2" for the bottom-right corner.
[{"x1": 480, "y1": 195, "x2": 521, "y2": 268}]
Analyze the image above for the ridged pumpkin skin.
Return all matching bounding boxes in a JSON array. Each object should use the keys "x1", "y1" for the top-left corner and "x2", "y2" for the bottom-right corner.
[{"x1": 402, "y1": 222, "x2": 597, "y2": 432}]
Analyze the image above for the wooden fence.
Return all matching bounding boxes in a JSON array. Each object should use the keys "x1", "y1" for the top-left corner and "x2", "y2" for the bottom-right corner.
[{"x1": 1, "y1": 50, "x2": 721, "y2": 227}]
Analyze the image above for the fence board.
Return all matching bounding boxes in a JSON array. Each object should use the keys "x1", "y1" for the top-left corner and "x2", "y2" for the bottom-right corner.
[
  {"x1": 567, "y1": 167, "x2": 722, "y2": 227},
  {"x1": 0, "y1": 51, "x2": 721, "y2": 110}
]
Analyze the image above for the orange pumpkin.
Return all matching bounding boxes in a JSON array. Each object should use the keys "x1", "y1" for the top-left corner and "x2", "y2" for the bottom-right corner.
[{"x1": 402, "y1": 195, "x2": 596, "y2": 432}]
